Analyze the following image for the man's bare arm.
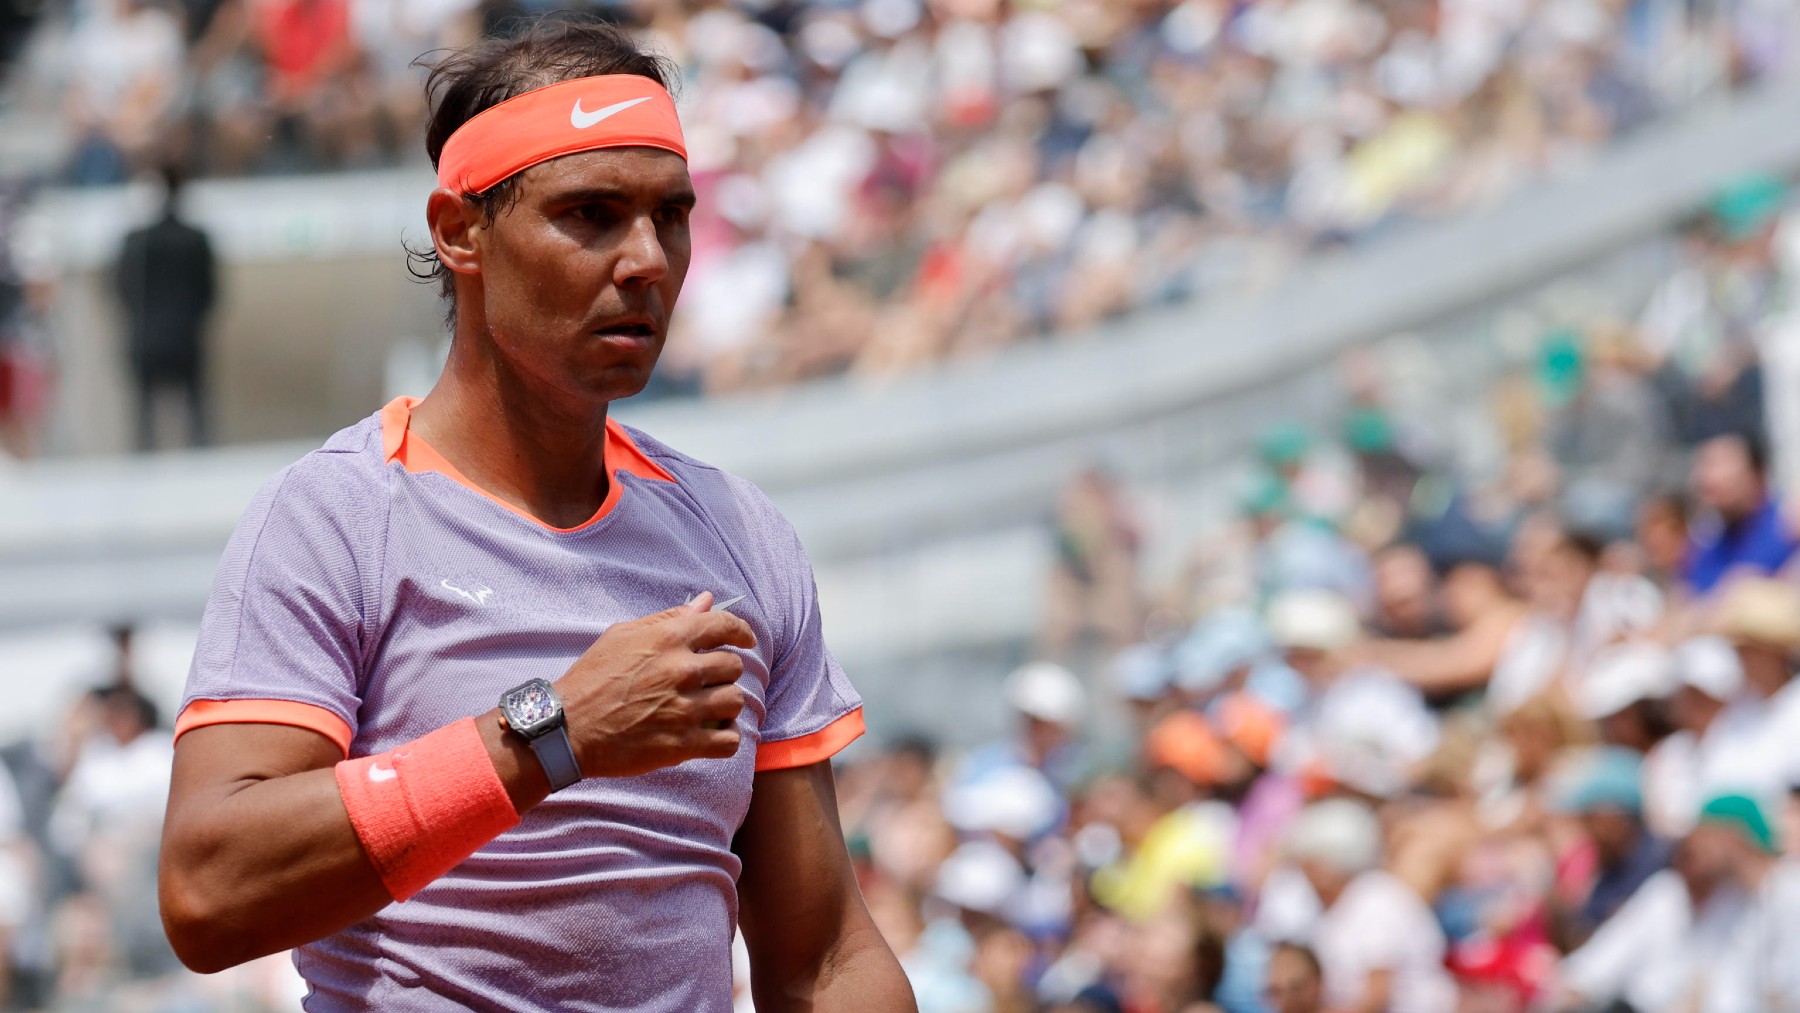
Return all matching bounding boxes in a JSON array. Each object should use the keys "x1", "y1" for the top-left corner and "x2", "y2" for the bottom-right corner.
[
  {"x1": 158, "y1": 713, "x2": 548, "y2": 972},
  {"x1": 735, "y1": 761, "x2": 916, "y2": 1012},
  {"x1": 160, "y1": 597, "x2": 754, "y2": 973}
]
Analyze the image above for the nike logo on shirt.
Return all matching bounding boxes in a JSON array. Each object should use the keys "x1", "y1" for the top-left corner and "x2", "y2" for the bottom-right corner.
[{"x1": 570, "y1": 96, "x2": 652, "y2": 129}]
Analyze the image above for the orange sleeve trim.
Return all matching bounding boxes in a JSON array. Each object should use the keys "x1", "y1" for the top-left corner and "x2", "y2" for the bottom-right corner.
[
  {"x1": 175, "y1": 699, "x2": 355, "y2": 756},
  {"x1": 755, "y1": 707, "x2": 865, "y2": 771}
]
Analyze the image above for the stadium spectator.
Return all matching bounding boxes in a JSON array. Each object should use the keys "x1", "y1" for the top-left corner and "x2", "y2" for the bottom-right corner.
[
  {"x1": 1045, "y1": 467, "x2": 1143, "y2": 657},
  {"x1": 957, "y1": 661, "x2": 1088, "y2": 795},
  {"x1": 1684, "y1": 430, "x2": 1799, "y2": 594},
  {"x1": 64, "y1": 0, "x2": 185, "y2": 185},
  {"x1": 22, "y1": 0, "x2": 1796, "y2": 390},
  {"x1": 1677, "y1": 793, "x2": 1800, "y2": 1009},
  {"x1": 1283, "y1": 798, "x2": 1456, "y2": 1013},
  {"x1": 113, "y1": 165, "x2": 218, "y2": 451},
  {"x1": 1261, "y1": 942, "x2": 1324, "y2": 1013},
  {"x1": 1641, "y1": 636, "x2": 1749, "y2": 838},
  {"x1": 9, "y1": 4, "x2": 1800, "y2": 1009},
  {"x1": 1547, "y1": 746, "x2": 1671, "y2": 951}
]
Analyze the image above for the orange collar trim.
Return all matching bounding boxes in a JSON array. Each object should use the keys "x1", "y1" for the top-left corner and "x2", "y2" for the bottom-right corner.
[{"x1": 378, "y1": 396, "x2": 674, "y2": 534}]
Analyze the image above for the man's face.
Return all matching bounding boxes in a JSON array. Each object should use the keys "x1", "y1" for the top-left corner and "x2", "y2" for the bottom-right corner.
[
  {"x1": 1579, "y1": 808, "x2": 1641, "y2": 866},
  {"x1": 1691, "y1": 435, "x2": 1762, "y2": 519},
  {"x1": 1264, "y1": 947, "x2": 1323, "y2": 1013},
  {"x1": 1375, "y1": 548, "x2": 1436, "y2": 635},
  {"x1": 1672, "y1": 684, "x2": 1725, "y2": 733},
  {"x1": 470, "y1": 147, "x2": 694, "y2": 402},
  {"x1": 1678, "y1": 825, "x2": 1740, "y2": 888}
]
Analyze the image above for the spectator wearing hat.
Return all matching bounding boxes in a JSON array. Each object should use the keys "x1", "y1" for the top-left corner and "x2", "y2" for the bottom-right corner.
[
  {"x1": 1281, "y1": 799, "x2": 1456, "y2": 1013},
  {"x1": 1574, "y1": 642, "x2": 1677, "y2": 754},
  {"x1": 1682, "y1": 793, "x2": 1800, "y2": 1010},
  {"x1": 1642, "y1": 637, "x2": 1749, "y2": 837},
  {"x1": 1174, "y1": 609, "x2": 1304, "y2": 715},
  {"x1": 1685, "y1": 431, "x2": 1798, "y2": 596},
  {"x1": 917, "y1": 839, "x2": 1023, "y2": 1013},
  {"x1": 1709, "y1": 579, "x2": 1800, "y2": 797},
  {"x1": 1270, "y1": 590, "x2": 1440, "y2": 801},
  {"x1": 957, "y1": 662, "x2": 1088, "y2": 794},
  {"x1": 1558, "y1": 812, "x2": 1743, "y2": 1012},
  {"x1": 1096, "y1": 711, "x2": 1235, "y2": 921},
  {"x1": 1110, "y1": 644, "x2": 1175, "y2": 734},
  {"x1": 1548, "y1": 746, "x2": 1672, "y2": 951}
]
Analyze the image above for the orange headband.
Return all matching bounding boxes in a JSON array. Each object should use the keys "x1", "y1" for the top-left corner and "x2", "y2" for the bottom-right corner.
[{"x1": 436, "y1": 74, "x2": 686, "y2": 195}]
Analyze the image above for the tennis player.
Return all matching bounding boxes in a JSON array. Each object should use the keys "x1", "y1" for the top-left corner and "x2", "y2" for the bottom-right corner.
[{"x1": 158, "y1": 20, "x2": 915, "y2": 1012}]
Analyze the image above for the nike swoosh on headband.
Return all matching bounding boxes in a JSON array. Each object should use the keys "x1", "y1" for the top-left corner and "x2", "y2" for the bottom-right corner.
[{"x1": 570, "y1": 95, "x2": 652, "y2": 130}]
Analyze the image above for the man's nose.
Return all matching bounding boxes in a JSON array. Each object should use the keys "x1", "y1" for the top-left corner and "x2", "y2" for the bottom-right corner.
[{"x1": 613, "y1": 215, "x2": 668, "y2": 288}]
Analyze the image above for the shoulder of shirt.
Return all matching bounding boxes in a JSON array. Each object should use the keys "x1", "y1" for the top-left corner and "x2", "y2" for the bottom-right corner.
[
  {"x1": 617, "y1": 423, "x2": 801, "y2": 548},
  {"x1": 618, "y1": 423, "x2": 779, "y2": 505},
  {"x1": 614, "y1": 422, "x2": 722, "y2": 476},
  {"x1": 256, "y1": 412, "x2": 393, "y2": 508}
]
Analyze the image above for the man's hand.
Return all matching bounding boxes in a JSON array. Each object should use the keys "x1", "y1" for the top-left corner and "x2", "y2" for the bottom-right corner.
[{"x1": 556, "y1": 591, "x2": 757, "y2": 778}]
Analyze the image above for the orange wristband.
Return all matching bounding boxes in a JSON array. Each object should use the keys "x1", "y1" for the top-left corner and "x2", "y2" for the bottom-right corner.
[{"x1": 335, "y1": 718, "x2": 520, "y2": 901}]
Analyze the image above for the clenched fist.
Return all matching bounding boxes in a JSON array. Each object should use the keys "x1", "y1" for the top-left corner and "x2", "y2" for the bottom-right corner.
[{"x1": 554, "y1": 591, "x2": 757, "y2": 778}]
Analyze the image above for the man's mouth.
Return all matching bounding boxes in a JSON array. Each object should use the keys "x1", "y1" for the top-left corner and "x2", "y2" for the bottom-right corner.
[{"x1": 593, "y1": 320, "x2": 657, "y2": 340}]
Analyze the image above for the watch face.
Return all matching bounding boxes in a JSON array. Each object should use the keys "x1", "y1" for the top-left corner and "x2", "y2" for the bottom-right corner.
[{"x1": 504, "y1": 680, "x2": 562, "y2": 737}]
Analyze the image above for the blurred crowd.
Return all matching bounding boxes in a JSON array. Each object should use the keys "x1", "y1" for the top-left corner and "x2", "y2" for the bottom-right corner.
[
  {"x1": 0, "y1": 176, "x2": 1787, "y2": 1010},
  {"x1": 0, "y1": 625, "x2": 303, "y2": 1011},
  {"x1": 826, "y1": 180, "x2": 1800, "y2": 1012},
  {"x1": 9, "y1": 0, "x2": 1798, "y2": 398}
]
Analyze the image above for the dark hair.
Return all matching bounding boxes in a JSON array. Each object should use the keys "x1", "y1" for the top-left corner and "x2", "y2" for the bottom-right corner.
[
  {"x1": 888, "y1": 733, "x2": 938, "y2": 766},
  {"x1": 1641, "y1": 489, "x2": 1689, "y2": 526},
  {"x1": 1270, "y1": 941, "x2": 1322, "y2": 978},
  {"x1": 1558, "y1": 529, "x2": 1606, "y2": 565},
  {"x1": 407, "y1": 14, "x2": 679, "y2": 323},
  {"x1": 1190, "y1": 925, "x2": 1227, "y2": 1002},
  {"x1": 96, "y1": 684, "x2": 160, "y2": 732},
  {"x1": 1710, "y1": 428, "x2": 1770, "y2": 475}
]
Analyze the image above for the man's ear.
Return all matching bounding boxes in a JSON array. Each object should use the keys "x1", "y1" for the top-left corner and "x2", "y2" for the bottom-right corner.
[{"x1": 426, "y1": 188, "x2": 483, "y2": 278}]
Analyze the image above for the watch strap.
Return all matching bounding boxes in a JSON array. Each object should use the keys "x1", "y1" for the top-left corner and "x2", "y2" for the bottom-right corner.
[{"x1": 528, "y1": 724, "x2": 582, "y2": 792}]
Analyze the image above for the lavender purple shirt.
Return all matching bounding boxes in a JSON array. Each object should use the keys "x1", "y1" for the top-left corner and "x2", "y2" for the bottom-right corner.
[{"x1": 179, "y1": 397, "x2": 864, "y2": 1011}]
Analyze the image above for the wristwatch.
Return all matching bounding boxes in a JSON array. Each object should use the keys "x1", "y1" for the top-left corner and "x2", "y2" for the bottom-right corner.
[{"x1": 498, "y1": 678, "x2": 582, "y2": 792}]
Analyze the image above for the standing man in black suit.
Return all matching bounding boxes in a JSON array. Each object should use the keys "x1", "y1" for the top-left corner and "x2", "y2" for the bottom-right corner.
[{"x1": 116, "y1": 165, "x2": 217, "y2": 451}]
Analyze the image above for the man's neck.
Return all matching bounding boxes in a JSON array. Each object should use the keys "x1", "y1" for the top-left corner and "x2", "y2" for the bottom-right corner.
[
  {"x1": 410, "y1": 336, "x2": 613, "y2": 529},
  {"x1": 1724, "y1": 491, "x2": 1770, "y2": 528},
  {"x1": 1737, "y1": 852, "x2": 1776, "y2": 893}
]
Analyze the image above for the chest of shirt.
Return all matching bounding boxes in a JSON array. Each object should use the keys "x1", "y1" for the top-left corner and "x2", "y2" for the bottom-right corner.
[{"x1": 349, "y1": 477, "x2": 773, "y2": 830}]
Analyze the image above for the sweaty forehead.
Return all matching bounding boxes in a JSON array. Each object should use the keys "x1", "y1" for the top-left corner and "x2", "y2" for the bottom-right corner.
[{"x1": 512, "y1": 147, "x2": 693, "y2": 203}]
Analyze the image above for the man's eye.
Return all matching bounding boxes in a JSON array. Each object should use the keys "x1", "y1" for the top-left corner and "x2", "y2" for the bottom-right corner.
[
  {"x1": 571, "y1": 204, "x2": 609, "y2": 223},
  {"x1": 656, "y1": 205, "x2": 691, "y2": 227}
]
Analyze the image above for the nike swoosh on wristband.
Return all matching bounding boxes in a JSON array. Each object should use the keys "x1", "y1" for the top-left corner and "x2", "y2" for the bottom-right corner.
[
  {"x1": 369, "y1": 764, "x2": 398, "y2": 783},
  {"x1": 570, "y1": 96, "x2": 652, "y2": 130}
]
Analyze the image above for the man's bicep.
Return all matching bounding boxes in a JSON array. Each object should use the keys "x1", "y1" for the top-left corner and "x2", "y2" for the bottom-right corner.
[
  {"x1": 735, "y1": 762, "x2": 862, "y2": 954},
  {"x1": 164, "y1": 721, "x2": 375, "y2": 896},
  {"x1": 170, "y1": 722, "x2": 346, "y2": 808}
]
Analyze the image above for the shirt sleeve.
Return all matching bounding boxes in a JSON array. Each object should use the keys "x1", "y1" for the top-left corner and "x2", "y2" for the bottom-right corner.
[
  {"x1": 178, "y1": 456, "x2": 384, "y2": 754},
  {"x1": 1560, "y1": 869, "x2": 1680, "y2": 1003},
  {"x1": 719, "y1": 474, "x2": 863, "y2": 771}
]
